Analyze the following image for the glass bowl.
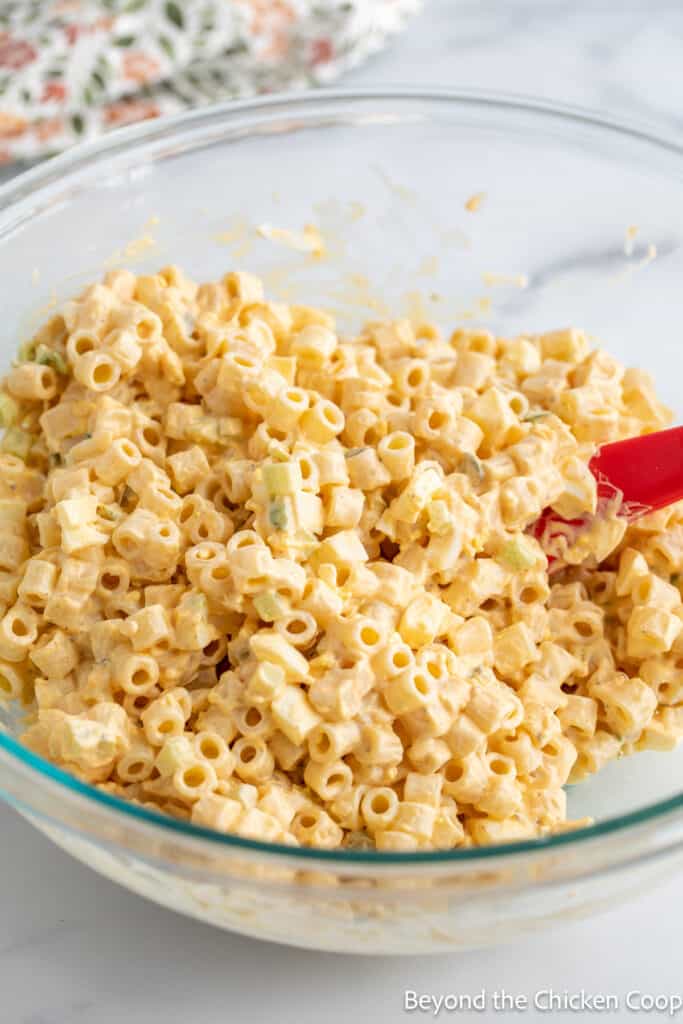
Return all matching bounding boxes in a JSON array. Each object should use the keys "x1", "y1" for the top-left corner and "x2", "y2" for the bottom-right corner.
[{"x1": 1, "y1": 89, "x2": 683, "y2": 955}]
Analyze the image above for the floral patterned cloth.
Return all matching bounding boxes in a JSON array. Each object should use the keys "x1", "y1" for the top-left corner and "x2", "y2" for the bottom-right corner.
[{"x1": 0, "y1": 0, "x2": 422, "y2": 164}]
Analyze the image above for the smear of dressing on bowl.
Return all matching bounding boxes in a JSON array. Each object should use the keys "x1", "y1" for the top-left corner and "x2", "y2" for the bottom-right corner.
[
  {"x1": 465, "y1": 192, "x2": 486, "y2": 212},
  {"x1": 257, "y1": 222, "x2": 326, "y2": 258}
]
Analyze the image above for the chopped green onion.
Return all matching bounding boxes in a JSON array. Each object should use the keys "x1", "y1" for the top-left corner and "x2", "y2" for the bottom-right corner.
[
  {"x1": 35, "y1": 344, "x2": 69, "y2": 375},
  {"x1": 119, "y1": 485, "x2": 135, "y2": 509},
  {"x1": 343, "y1": 831, "x2": 374, "y2": 850},
  {"x1": 457, "y1": 452, "x2": 485, "y2": 485},
  {"x1": 97, "y1": 504, "x2": 121, "y2": 522},
  {"x1": 17, "y1": 340, "x2": 36, "y2": 364},
  {"x1": 268, "y1": 497, "x2": 289, "y2": 530}
]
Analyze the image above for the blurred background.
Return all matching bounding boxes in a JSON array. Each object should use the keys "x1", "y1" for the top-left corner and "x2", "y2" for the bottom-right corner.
[
  {"x1": 1, "y1": 0, "x2": 681, "y2": 182},
  {"x1": 0, "y1": 0, "x2": 422, "y2": 172}
]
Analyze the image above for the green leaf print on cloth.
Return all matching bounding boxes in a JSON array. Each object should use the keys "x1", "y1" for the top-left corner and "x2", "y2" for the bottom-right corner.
[{"x1": 0, "y1": 0, "x2": 422, "y2": 165}]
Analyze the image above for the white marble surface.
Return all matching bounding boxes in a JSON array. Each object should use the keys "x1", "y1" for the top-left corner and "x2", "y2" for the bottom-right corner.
[{"x1": 2, "y1": 1, "x2": 683, "y2": 1020}]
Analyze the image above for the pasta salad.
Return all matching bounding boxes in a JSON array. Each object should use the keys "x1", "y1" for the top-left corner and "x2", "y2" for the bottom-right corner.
[{"x1": 1, "y1": 265, "x2": 681, "y2": 851}]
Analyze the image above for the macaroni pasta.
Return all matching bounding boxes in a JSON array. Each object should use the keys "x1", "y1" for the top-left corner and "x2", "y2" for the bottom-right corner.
[{"x1": 1, "y1": 267, "x2": 681, "y2": 850}]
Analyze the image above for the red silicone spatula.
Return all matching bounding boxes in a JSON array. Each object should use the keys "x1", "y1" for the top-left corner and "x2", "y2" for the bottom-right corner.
[{"x1": 531, "y1": 425, "x2": 683, "y2": 567}]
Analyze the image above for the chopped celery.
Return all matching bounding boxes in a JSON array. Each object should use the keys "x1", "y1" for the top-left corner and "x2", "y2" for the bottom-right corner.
[
  {"x1": 0, "y1": 393, "x2": 19, "y2": 428},
  {"x1": 253, "y1": 592, "x2": 286, "y2": 622},
  {"x1": 1, "y1": 428, "x2": 31, "y2": 461},
  {"x1": 156, "y1": 736, "x2": 194, "y2": 777},
  {"x1": 497, "y1": 535, "x2": 537, "y2": 571},
  {"x1": 262, "y1": 461, "x2": 302, "y2": 496}
]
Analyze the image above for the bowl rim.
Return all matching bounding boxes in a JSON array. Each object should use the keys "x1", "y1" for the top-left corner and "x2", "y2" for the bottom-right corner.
[
  {"x1": 1, "y1": 85, "x2": 683, "y2": 865},
  {"x1": 4, "y1": 84, "x2": 683, "y2": 209}
]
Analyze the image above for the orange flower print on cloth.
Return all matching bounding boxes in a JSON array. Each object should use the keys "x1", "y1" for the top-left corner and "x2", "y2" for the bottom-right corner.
[
  {"x1": 103, "y1": 98, "x2": 161, "y2": 127},
  {"x1": 243, "y1": 0, "x2": 296, "y2": 59},
  {"x1": 41, "y1": 81, "x2": 68, "y2": 104},
  {"x1": 121, "y1": 52, "x2": 161, "y2": 85},
  {"x1": 310, "y1": 38, "x2": 334, "y2": 67},
  {"x1": 0, "y1": 113, "x2": 28, "y2": 139},
  {"x1": 0, "y1": 0, "x2": 421, "y2": 164},
  {"x1": 0, "y1": 33, "x2": 38, "y2": 71},
  {"x1": 33, "y1": 116, "x2": 65, "y2": 143}
]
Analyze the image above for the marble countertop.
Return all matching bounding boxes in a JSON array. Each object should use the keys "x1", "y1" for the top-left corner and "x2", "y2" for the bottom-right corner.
[
  {"x1": 2, "y1": 2, "x2": 683, "y2": 1021},
  {"x1": 350, "y1": 0, "x2": 683, "y2": 134}
]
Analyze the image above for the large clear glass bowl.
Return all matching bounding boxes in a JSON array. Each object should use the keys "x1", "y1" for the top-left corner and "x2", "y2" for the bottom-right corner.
[{"x1": 1, "y1": 89, "x2": 683, "y2": 954}]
